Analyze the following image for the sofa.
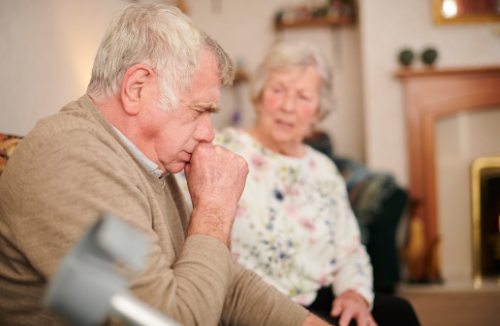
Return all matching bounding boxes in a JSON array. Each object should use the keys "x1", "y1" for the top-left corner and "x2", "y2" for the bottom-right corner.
[{"x1": 0, "y1": 133, "x2": 23, "y2": 177}]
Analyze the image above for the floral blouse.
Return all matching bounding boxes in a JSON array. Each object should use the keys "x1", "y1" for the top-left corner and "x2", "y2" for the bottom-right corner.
[{"x1": 175, "y1": 127, "x2": 374, "y2": 308}]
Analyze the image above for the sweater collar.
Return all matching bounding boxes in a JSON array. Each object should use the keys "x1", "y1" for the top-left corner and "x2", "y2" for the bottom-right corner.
[
  {"x1": 112, "y1": 126, "x2": 167, "y2": 180},
  {"x1": 80, "y1": 94, "x2": 165, "y2": 193}
]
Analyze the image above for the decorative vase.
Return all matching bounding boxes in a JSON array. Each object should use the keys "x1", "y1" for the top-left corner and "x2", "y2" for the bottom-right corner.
[
  {"x1": 398, "y1": 49, "x2": 414, "y2": 67},
  {"x1": 422, "y1": 48, "x2": 438, "y2": 66}
]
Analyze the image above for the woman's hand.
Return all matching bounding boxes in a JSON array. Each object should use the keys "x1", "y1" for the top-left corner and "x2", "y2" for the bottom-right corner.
[{"x1": 330, "y1": 290, "x2": 377, "y2": 326}]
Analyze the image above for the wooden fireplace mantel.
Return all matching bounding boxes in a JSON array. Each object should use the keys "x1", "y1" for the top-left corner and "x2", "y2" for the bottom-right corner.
[
  {"x1": 395, "y1": 66, "x2": 500, "y2": 79},
  {"x1": 397, "y1": 66, "x2": 500, "y2": 280}
]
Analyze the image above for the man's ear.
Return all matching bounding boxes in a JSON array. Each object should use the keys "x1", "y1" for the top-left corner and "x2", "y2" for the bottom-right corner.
[{"x1": 120, "y1": 64, "x2": 155, "y2": 116}]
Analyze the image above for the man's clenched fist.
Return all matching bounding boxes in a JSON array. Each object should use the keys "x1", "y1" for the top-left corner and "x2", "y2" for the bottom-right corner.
[{"x1": 184, "y1": 143, "x2": 249, "y2": 248}]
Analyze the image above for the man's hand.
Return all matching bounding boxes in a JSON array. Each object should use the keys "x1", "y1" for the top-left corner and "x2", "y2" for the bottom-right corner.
[
  {"x1": 302, "y1": 313, "x2": 332, "y2": 326},
  {"x1": 331, "y1": 290, "x2": 377, "y2": 326},
  {"x1": 184, "y1": 143, "x2": 248, "y2": 248}
]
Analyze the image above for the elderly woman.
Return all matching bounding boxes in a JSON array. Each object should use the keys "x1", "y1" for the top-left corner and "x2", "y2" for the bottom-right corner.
[{"x1": 176, "y1": 40, "x2": 419, "y2": 326}]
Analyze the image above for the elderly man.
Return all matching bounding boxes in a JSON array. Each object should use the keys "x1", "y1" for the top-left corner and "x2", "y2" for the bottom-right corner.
[{"x1": 0, "y1": 4, "x2": 332, "y2": 326}]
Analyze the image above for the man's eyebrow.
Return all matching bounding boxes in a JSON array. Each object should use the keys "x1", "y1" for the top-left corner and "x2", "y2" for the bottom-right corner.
[{"x1": 191, "y1": 102, "x2": 220, "y2": 113}]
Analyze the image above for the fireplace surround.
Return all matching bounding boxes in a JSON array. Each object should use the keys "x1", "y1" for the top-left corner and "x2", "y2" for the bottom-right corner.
[
  {"x1": 397, "y1": 66, "x2": 500, "y2": 281},
  {"x1": 471, "y1": 154, "x2": 500, "y2": 288}
]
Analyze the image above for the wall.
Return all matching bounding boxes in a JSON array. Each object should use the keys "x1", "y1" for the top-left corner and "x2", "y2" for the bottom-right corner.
[
  {"x1": 0, "y1": 0, "x2": 131, "y2": 136},
  {"x1": 358, "y1": 0, "x2": 500, "y2": 186}
]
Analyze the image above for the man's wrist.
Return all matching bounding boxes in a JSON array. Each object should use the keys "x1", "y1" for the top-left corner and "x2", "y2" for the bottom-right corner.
[
  {"x1": 302, "y1": 313, "x2": 332, "y2": 326},
  {"x1": 187, "y1": 208, "x2": 232, "y2": 248}
]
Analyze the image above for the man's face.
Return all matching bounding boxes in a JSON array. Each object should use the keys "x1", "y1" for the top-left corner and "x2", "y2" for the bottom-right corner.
[{"x1": 144, "y1": 50, "x2": 220, "y2": 174}]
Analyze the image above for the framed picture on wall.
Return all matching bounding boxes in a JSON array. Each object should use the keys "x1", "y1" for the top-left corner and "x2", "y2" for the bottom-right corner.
[{"x1": 432, "y1": 0, "x2": 500, "y2": 24}]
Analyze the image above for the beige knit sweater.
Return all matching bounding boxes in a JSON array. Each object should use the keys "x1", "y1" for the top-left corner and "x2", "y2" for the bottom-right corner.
[{"x1": 0, "y1": 95, "x2": 308, "y2": 326}]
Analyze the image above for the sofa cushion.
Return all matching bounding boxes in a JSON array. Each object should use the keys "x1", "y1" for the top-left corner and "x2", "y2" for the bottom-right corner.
[{"x1": 0, "y1": 133, "x2": 23, "y2": 177}]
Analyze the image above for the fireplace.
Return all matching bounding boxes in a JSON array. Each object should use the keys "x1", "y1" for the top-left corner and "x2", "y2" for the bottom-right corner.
[
  {"x1": 397, "y1": 66, "x2": 500, "y2": 282},
  {"x1": 471, "y1": 155, "x2": 500, "y2": 287}
]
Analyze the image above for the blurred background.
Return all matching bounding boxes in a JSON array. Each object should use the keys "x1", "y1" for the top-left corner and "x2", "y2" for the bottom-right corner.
[{"x1": 1, "y1": 0, "x2": 500, "y2": 325}]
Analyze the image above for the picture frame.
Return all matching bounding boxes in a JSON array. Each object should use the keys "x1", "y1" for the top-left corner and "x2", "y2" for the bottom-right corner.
[{"x1": 432, "y1": 0, "x2": 500, "y2": 24}]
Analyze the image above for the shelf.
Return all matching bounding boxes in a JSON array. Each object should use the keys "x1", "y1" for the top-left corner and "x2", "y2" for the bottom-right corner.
[
  {"x1": 274, "y1": 16, "x2": 355, "y2": 29},
  {"x1": 395, "y1": 66, "x2": 500, "y2": 79}
]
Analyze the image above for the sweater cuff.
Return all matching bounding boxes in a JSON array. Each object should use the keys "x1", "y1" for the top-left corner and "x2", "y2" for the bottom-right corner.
[
  {"x1": 282, "y1": 301, "x2": 310, "y2": 326},
  {"x1": 337, "y1": 286, "x2": 374, "y2": 311},
  {"x1": 356, "y1": 287, "x2": 374, "y2": 311}
]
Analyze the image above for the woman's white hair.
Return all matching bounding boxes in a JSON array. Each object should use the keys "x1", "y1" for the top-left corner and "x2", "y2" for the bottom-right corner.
[
  {"x1": 87, "y1": 4, "x2": 235, "y2": 112},
  {"x1": 249, "y1": 40, "x2": 333, "y2": 120}
]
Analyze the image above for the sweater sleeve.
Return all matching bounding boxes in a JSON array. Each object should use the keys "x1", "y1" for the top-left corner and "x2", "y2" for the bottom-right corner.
[
  {"x1": 15, "y1": 132, "x2": 234, "y2": 326},
  {"x1": 173, "y1": 160, "x2": 309, "y2": 325},
  {"x1": 330, "y1": 168, "x2": 375, "y2": 309},
  {"x1": 220, "y1": 262, "x2": 309, "y2": 326}
]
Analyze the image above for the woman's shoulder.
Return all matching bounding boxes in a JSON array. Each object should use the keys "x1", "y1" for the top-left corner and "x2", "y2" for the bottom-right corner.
[{"x1": 304, "y1": 145, "x2": 341, "y2": 175}]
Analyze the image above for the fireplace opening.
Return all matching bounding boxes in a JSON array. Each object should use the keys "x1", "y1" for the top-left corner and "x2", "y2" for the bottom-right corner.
[
  {"x1": 481, "y1": 173, "x2": 500, "y2": 276},
  {"x1": 471, "y1": 154, "x2": 500, "y2": 286}
]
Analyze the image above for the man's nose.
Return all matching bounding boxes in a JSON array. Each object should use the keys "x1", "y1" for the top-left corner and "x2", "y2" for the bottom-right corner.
[{"x1": 194, "y1": 114, "x2": 215, "y2": 143}]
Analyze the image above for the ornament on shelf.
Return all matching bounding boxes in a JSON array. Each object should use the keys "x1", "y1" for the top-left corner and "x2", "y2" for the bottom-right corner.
[
  {"x1": 274, "y1": 0, "x2": 355, "y2": 28},
  {"x1": 398, "y1": 49, "x2": 415, "y2": 67},
  {"x1": 421, "y1": 48, "x2": 438, "y2": 66}
]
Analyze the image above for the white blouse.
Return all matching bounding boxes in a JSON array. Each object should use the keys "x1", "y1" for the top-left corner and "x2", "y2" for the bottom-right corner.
[{"x1": 175, "y1": 127, "x2": 374, "y2": 307}]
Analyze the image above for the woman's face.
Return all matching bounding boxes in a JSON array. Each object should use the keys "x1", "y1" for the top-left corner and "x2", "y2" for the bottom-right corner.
[{"x1": 255, "y1": 65, "x2": 321, "y2": 148}]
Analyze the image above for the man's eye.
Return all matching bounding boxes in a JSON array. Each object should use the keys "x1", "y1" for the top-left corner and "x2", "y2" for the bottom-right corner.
[{"x1": 191, "y1": 109, "x2": 203, "y2": 117}]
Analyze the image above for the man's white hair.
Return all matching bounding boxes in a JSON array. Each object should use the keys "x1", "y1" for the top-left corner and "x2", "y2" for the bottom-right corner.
[
  {"x1": 249, "y1": 40, "x2": 333, "y2": 120},
  {"x1": 87, "y1": 4, "x2": 235, "y2": 112}
]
